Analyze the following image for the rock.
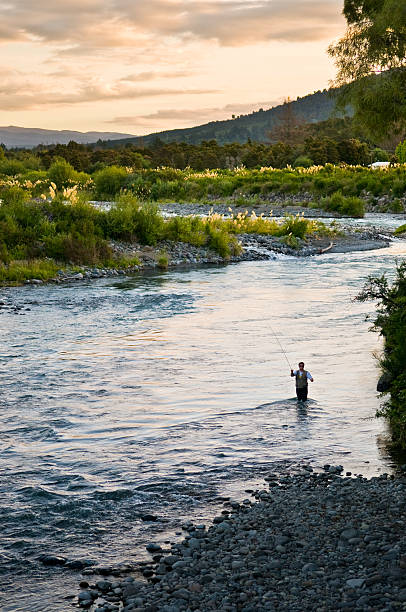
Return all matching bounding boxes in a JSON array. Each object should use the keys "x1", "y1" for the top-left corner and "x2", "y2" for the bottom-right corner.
[
  {"x1": 96, "y1": 580, "x2": 113, "y2": 593},
  {"x1": 141, "y1": 513, "x2": 158, "y2": 522},
  {"x1": 76, "y1": 465, "x2": 406, "y2": 612},
  {"x1": 146, "y1": 543, "x2": 162, "y2": 553},
  {"x1": 345, "y1": 578, "x2": 365, "y2": 589},
  {"x1": 162, "y1": 555, "x2": 179, "y2": 566},
  {"x1": 172, "y1": 588, "x2": 190, "y2": 600},
  {"x1": 66, "y1": 559, "x2": 94, "y2": 570},
  {"x1": 398, "y1": 588, "x2": 406, "y2": 602},
  {"x1": 38, "y1": 554, "x2": 67, "y2": 566},
  {"x1": 302, "y1": 562, "x2": 319, "y2": 573},
  {"x1": 187, "y1": 537, "x2": 201, "y2": 549},
  {"x1": 78, "y1": 590, "x2": 93, "y2": 603},
  {"x1": 377, "y1": 372, "x2": 392, "y2": 392},
  {"x1": 340, "y1": 528, "x2": 359, "y2": 540}
]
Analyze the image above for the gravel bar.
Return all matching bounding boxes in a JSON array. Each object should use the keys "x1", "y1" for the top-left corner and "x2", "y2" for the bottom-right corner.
[{"x1": 77, "y1": 465, "x2": 406, "y2": 612}]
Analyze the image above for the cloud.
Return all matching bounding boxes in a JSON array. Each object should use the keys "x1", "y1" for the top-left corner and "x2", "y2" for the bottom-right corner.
[
  {"x1": 120, "y1": 70, "x2": 192, "y2": 82},
  {"x1": 0, "y1": 67, "x2": 217, "y2": 110},
  {"x1": 109, "y1": 100, "x2": 282, "y2": 128},
  {"x1": 0, "y1": 0, "x2": 344, "y2": 51}
]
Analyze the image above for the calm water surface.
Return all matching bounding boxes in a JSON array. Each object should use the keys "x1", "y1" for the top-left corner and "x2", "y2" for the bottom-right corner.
[{"x1": 1, "y1": 232, "x2": 406, "y2": 611}]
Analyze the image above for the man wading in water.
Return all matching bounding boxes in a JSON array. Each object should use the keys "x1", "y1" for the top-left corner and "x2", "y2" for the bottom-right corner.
[{"x1": 291, "y1": 362, "x2": 314, "y2": 401}]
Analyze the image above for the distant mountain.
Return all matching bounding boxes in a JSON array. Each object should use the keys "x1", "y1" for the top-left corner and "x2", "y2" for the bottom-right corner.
[
  {"x1": 100, "y1": 88, "x2": 346, "y2": 148},
  {"x1": 0, "y1": 126, "x2": 136, "y2": 149}
]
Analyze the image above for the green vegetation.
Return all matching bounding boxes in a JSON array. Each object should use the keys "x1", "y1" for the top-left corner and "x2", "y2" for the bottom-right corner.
[
  {"x1": 3, "y1": 163, "x2": 406, "y2": 219},
  {"x1": 396, "y1": 141, "x2": 406, "y2": 164},
  {"x1": 111, "y1": 165, "x2": 405, "y2": 211},
  {"x1": 0, "y1": 149, "x2": 404, "y2": 284},
  {"x1": 394, "y1": 223, "x2": 406, "y2": 236},
  {"x1": 357, "y1": 263, "x2": 406, "y2": 449},
  {"x1": 156, "y1": 251, "x2": 169, "y2": 270},
  {"x1": 0, "y1": 117, "x2": 394, "y2": 175},
  {"x1": 320, "y1": 192, "x2": 365, "y2": 218},
  {"x1": 329, "y1": 0, "x2": 406, "y2": 138},
  {"x1": 0, "y1": 259, "x2": 60, "y2": 284},
  {"x1": 47, "y1": 158, "x2": 90, "y2": 188},
  {"x1": 94, "y1": 165, "x2": 128, "y2": 197},
  {"x1": 0, "y1": 190, "x2": 332, "y2": 283}
]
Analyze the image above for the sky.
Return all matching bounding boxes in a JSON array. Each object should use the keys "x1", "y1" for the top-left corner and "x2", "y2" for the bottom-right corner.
[{"x1": 0, "y1": 0, "x2": 346, "y2": 135}]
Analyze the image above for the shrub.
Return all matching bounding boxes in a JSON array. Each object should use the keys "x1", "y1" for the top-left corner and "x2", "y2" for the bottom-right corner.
[
  {"x1": 280, "y1": 233, "x2": 300, "y2": 249},
  {"x1": 390, "y1": 199, "x2": 404, "y2": 213},
  {"x1": 93, "y1": 166, "x2": 127, "y2": 197},
  {"x1": 133, "y1": 202, "x2": 163, "y2": 245},
  {"x1": 164, "y1": 215, "x2": 206, "y2": 246},
  {"x1": 371, "y1": 148, "x2": 389, "y2": 162},
  {"x1": 279, "y1": 215, "x2": 309, "y2": 239},
  {"x1": 293, "y1": 155, "x2": 314, "y2": 168},
  {"x1": 320, "y1": 191, "x2": 365, "y2": 217},
  {"x1": 44, "y1": 232, "x2": 111, "y2": 264},
  {"x1": 394, "y1": 223, "x2": 406, "y2": 235},
  {"x1": 157, "y1": 251, "x2": 169, "y2": 270},
  {"x1": 357, "y1": 263, "x2": 406, "y2": 449},
  {"x1": 207, "y1": 227, "x2": 232, "y2": 258},
  {"x1": 0, "y1": 259, "x2": 60, "y2": 283},
  {"x1": 48, "y1": 159, "x2": 77, "y2": 188},
  {"x1": 107, "y1": 194, "x2": 164, "y2": 245},
  {"x1": 0, "y1": 159, "x2": 25, "y2": 176},
  {"x1": 392, "y1": 179, "x2": 406, "y2": 197},
  {"x1": 0, "y1": 185, "x2": 29, "y2": 206},
  {"x1": 103, "y1": 196, "x2": 140, "y2": 240},
  {"x1": 395, "y1": 140, "x2": 406, "y2": 163}
]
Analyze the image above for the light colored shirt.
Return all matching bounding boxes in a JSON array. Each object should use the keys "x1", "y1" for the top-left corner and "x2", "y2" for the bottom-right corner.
[{"x1": 293, "y1": 370, "x2": 312, "y2": 379}]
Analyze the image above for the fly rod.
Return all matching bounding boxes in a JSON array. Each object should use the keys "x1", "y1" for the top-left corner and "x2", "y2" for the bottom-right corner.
[{"x1": 270, "y1": 326, "x2": 292, "y2": 370}]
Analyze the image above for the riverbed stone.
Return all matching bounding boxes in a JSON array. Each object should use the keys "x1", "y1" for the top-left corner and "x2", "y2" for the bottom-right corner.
[{"x1": 76, "y1": 464, "x2": 406, "y2": 611}]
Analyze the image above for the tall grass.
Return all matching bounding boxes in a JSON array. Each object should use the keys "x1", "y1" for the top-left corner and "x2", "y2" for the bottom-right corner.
[{"x1": 0, "y1": 259, "x2": 60, "y2": 283}]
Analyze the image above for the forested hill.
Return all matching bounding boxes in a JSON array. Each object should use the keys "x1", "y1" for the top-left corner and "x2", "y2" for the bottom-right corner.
[{"x1": 102, "y1": 88, "x2": 344, "y2": 147}]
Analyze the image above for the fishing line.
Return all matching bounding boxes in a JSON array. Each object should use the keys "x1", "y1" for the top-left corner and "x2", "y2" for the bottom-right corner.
[{"x1": 269, "y1": 325, "x2": 292, "y2": 370}]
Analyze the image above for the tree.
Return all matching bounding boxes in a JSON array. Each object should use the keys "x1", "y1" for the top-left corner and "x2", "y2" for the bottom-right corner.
[
  {"x1": 395, "y1": 140, "x2": 406, "y2": 163},
  {"x1": 328, "y1": 0, "x2": 406, "y2": 138},
  {"x1": 356, "y1": 262, "x2": 406, "y2": 448},
  {"x1": 268, "y1": 98, "x2": 307, "y2": 145}
]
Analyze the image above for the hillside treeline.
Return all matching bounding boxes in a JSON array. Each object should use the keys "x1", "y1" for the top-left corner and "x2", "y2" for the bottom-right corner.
[{"x1": 1, "y1": 117, "x2": 395, "y2": 173}]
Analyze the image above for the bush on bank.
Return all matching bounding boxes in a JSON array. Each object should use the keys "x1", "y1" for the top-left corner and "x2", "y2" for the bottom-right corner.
[
  {"x1": 0, "y1": 191, "x2": 332, "y2": 282},
  {"x1": 2, "y1": 164, "x2": 406, "y2": 216},
  {"x1": 118, "y1": 164, "x2": 406, "y2": 209},
  {"x1": 357, "y1": 263, "x2": 406, "y2": 449}
]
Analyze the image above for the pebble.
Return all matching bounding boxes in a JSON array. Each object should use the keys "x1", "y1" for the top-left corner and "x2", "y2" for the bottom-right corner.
[{"x1": 76, "y1": 465, "x2": 406, "y2": 611}]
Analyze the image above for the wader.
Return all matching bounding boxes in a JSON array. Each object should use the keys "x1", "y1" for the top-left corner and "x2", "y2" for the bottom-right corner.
[{"x1": 295, "y1": 370, "x2": 308, "y2": 401}]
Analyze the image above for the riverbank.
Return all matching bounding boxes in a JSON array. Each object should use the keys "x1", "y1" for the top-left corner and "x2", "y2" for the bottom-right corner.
[
  {"x1": 17, "y1": 226, "x2": 392, "y2": 288},
  {"x1": 76, "y1": 464, "x2": 406, "y2": 612},
  {"x1": 0, "y1": 191, "x2": 399, "y2": 287}
]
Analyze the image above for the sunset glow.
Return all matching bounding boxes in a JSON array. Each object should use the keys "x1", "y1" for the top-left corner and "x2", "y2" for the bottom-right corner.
[{"x1": 0, "y1": 0, "x2": 346, "y2": 134}]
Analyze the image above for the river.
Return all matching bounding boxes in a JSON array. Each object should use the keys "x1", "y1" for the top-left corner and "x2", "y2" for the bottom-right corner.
[{"x1": 1, "y1": 217, "x2": 406, "y2": 611}]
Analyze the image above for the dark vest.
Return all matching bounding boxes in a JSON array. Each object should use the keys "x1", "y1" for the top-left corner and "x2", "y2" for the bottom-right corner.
[{"x1": 295, "y1": 370, "x2": 308, "y2": 388}]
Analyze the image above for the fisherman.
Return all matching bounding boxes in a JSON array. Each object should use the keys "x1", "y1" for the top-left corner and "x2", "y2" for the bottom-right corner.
[{"x1": 290, "y1": 362, "x2": 314, "y2": 401}]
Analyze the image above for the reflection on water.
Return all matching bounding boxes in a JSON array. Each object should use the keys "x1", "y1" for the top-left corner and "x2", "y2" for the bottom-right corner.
[{"x1": 0, "y1": 236, "x2": 406, "y2": 611}]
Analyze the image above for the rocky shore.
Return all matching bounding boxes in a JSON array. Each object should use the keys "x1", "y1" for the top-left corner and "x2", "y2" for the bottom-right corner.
[
  {"x1": 160, "y1": 195, "x2": 406, "y2": 218},
  {"x1": 22, "y1": 227, "x2": 391, "y2": 288},
  {"x1": 75, "y1": 464, "x2": 406, "y2": 612}
]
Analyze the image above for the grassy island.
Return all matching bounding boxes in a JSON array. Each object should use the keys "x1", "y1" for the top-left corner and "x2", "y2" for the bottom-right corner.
[
  {"x1": 0, "y1": 161, "x2": 403, "y2": 285},
  {"x1": 0, "y1": 186, "x2": 335, "y2": 284}
]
